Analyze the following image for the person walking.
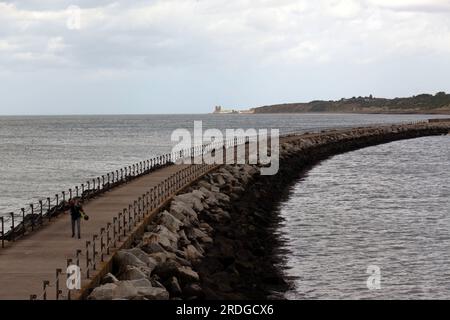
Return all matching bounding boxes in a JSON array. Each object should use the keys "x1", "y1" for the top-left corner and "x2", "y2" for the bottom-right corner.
[{"x1": 69, "y1": 199, "x2": 83, "y2": 239}]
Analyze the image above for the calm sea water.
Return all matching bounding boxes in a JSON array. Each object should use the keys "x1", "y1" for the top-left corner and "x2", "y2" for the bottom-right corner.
[
  {"x1": 0, "y1": 113, "x2": 445, "y2": 225},
  {"x1": 276, "y1": 135, "x2": 450, "y2": 299}
]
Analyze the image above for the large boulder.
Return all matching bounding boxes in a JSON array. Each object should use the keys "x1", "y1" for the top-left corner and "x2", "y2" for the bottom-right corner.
[
  {"x1": 184, "y1": 244, "x2": 203, "y2": 261},
  {"x1": 114, "y1": 250, "x2": 147, "y2": 272},
  {"x1": 101, "y1": 273, "x2": 119, "y2": 285},
  {"x1": 158, "y1": 211, "x2": 183, "y2": 233},
  {"x1": 127, "y1": 248, "x2": 158, "y2": 271},
  {"x1": 118, "y1": 265, "x2": 148, "y2": 281},
  {"x1": 177, "y1": 266, "x2": 200, "y2": 283},
  {"x1": 88, "y1": 283, "x2": 117, "y2": 300},
  {"x1": 170, "y1": 201, "x2": 198, "y2": 223},
  {"x1": 137, "y1": 286, "x2": 170, "y2": 300},
  {"x1": 88, "y1": 281, "x2": 139, "y2": 300},
  {"x1": 174, "y1": 193, "x2": 204, "y2": 212},
  {"x1": 167, "y1": 276, "x2": 182, "y2": 297}
]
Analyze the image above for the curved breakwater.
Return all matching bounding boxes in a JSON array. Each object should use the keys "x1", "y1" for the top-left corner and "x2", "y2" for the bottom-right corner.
[{"x1": 86, "y1": 121, "x2": 450, "y2": 300}]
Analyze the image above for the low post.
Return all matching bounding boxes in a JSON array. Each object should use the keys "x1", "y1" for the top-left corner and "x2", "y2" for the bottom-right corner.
[
  {"x1": 10, "y1": 212, "x2": 15, "y2": 241},
  {"x1": 62, "y1": 191, "x2": 65, "y2": 203},
  {"x1": 69, "y1": 189, "x2": 72, "y2": 201},
  {"x1": 55, "y1": 194, "x2": 59, "y2": 207},
  {"x1": 76, "y1": 249, "x2": 82, "y2": 267},
  {"x1": 75, "y1": 186, "x2": 79, "y2": 198},
  {"x1": 30, "y1": 204, "x2": 34, "y2": 231},
  {"x1": 21, "y1": 208, "x2": 26, "y2": 235},
  {"x1": 47, "y1": 197, "x2": 51, "y2": 220},
  {"x1": 39, "y1": 200, "x2": 43, "y2": 226}
]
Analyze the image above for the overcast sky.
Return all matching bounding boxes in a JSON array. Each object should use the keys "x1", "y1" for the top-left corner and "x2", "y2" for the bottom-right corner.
[{"x1": 0, "y1": 0, "x2": 449, "y2": 115}]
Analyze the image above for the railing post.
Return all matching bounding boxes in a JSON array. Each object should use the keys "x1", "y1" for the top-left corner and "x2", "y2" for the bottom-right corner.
[
  {"x1": 112, "y1": 217, "x2": 117, "y2": 248},
  {"x1": 85, "y1": 241, "x2": 91, "y2": 279},
  {"x1": 21, "y1": 208, "x2": 25, "y2": 235},
  {"x1": 100, "y1": 228, "x2": 105, "y2": 262},
  {"x1": 62, "y1": 191, "x2": 65, "y2": 203},
  {"x1": 56, "y1": 268, "x2": 62, "y2": 300},
  {"x1": 128, "y1": 208, "x2": 132, "y2": 231},
  {"x1": 47, "y1": 197, "x2": 51, "y2": 220},
  {"x1": 42, "y1": 280, "x2": 50, "y2": 300},
  {"x1": 0, "y1": 217, "x2": 4, "y2": 248},
  {"x1": 55, "y1": 194, "x2": 59, "y2": 207},
  {"x1": 75, "y1": 186, "x2": 79, "y2": 198},
  {"x1": 106, "y1": 223, "x2": 111, "y2": 255},
  {"x1": 10, "y1": 212, "x2": 15, "y2": 241},
  {"x1": 30, "y1": 204, "x2": 35, "y2": 231},
  {"x1": 92, "y1": 235, "x2": 98, "y2": 271},
  {"x1": 117, "y1": 213, "x2": 122, "y2": 242},
  {"x1": 76, "y1": 249, "x2": 82, "y2": 267},
  {"x1": 69, "y1": 189, "x2": 72, "y2": 201},
  {"x1": 66, "y1": 259, "x2": 73, "y2": 300},
  {"x1": 122, "y1": 209, "x2": 127, "y2": 237}
]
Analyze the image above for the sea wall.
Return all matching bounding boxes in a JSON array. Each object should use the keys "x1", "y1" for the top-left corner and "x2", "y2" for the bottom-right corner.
[{"x1": 87, "y1": 123, "x2": 450, "y2": 300}]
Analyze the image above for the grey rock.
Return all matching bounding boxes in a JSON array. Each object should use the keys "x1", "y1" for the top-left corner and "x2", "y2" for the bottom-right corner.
[
  {"x1": 101, "y1": 273, "x2": 119, "y2": 285},
  {"x1": 88, "y1": 283, "x2": 117, "y2": 300}
]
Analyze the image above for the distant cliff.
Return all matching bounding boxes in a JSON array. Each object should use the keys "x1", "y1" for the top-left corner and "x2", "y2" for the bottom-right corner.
[{"x1": 253, "y1": 92, "x2": 450, "y2": 114}]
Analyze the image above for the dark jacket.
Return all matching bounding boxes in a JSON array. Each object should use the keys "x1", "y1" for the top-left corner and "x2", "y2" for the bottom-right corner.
[{"x1": 70, "y1": 204, "x2": 82, "y2": 220}]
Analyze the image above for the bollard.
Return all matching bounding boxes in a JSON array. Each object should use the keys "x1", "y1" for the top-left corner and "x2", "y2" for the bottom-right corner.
[
  {"x1": 75, "y1": 186, "x2": 79, "y2": 198},
  {"x1": 62, "y1": 191, "x2": 65, "y2": 203},
  {"x1": 69, "y1": 189, "x2": 72, "y2": 201},
  {"x1": 120, "y1": 168, "x2": 123, "y2": 181},
  {"x1": 97, "y1": 177, "x2": 101, "y2": 191}
]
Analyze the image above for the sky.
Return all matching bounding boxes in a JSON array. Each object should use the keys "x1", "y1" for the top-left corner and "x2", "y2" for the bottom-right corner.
[{"x1": 0, "y1": 0, "x2": 450, "y2": 115}]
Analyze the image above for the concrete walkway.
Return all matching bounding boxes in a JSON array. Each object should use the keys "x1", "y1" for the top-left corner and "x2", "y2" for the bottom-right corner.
[{"x1": 0, "y1": 163, "x2": 192, "y2": 300}]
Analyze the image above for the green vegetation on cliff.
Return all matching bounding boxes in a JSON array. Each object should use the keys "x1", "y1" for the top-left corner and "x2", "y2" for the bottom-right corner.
[{"x1": 253, "y1": 92, "x2": 450, "y2": 114}]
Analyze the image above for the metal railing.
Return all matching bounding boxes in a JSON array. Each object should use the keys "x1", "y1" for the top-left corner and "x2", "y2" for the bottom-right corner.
[
  {"x1": 0, "y1": 135, "x2": 252, "y2": 249},
  {"x1": 29, "y1": 162, "x2": 217, "y2": 300}
]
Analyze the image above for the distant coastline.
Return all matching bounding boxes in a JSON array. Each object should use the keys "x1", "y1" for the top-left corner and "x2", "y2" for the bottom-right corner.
[{"x1": 213, "y1": 92, "x2": 450, "y2": 115}]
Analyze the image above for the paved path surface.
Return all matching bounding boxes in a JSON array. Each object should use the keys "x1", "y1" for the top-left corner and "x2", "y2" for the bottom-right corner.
[{"x1": 0, "y1": 163, "x2": 192, "y2": 300}]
